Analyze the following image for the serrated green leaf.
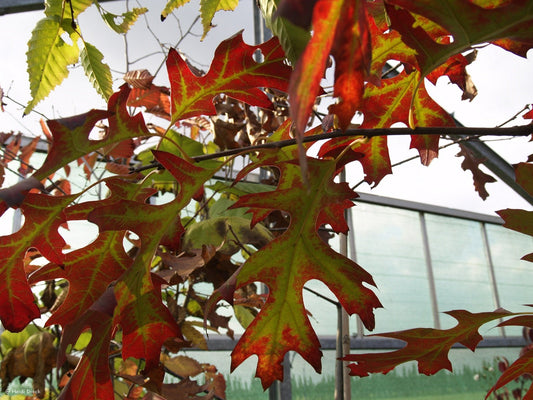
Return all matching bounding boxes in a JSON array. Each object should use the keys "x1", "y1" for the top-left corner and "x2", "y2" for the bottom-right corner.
[
  {"x1": 161, "y1": 0, "x2": 192, "y2": 20},
  {"x1": 81, "y1": 42, "x2": 113, "y2": 101},
  {"x1": 258, "y1": 0, "x2": 310, "y2": 64},
  {"x1": 199, "y1": 0, "x2": 240, "y2": 39},
  {"x1": 45, "y1": 0, "x2": 93, "y2": 18},
  {"x1": 100, "y1": 8, "x2": 148, "y2": 34},
  {"x1": 25, "y1": 17, "x2": 80, "y2": 114}
]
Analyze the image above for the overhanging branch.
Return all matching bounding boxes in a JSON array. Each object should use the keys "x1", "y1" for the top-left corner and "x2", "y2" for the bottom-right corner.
[{"x1": 132, "y1": 125, "x2": 532, "y2": 172}]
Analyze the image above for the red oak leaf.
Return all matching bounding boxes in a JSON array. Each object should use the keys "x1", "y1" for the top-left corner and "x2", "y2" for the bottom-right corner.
[
  {"x1": 0, "y1": 193, "x2": 76, "y2": 331},
  {"x1": 58, "y1": 287, "x2": 116, "y2": 400},
  {"x1": 34, "y1": 84, "x2": 151, "y2": 181},
  {"x1": 385, "y1": 0, "x2": 533, "y2": 75},
  {"x1": 213, "y1": 156, "x2": 381, "y2": 388},
  {"x1": 345, "y1": 310, "x2": 511, "y2": 377},
  {"x1": 166, "y1": 32, "x2": 291, "y2": 123}
]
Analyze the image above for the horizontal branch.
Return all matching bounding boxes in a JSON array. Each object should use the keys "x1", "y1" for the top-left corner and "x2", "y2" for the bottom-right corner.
[{"x1": 132, "y1": 125, "x2": 532, "y2": 172}]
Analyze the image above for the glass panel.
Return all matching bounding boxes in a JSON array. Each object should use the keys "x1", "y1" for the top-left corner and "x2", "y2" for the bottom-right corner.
[
  {"x1": 425, "y1": 215, "x2": 496, "y2": 324},
  {"x1": 351, "y1": 203, "x2": 434, "y2": 333},
  {"x1": 486, "y1": 223, "x2": 533, "y2": 335}
]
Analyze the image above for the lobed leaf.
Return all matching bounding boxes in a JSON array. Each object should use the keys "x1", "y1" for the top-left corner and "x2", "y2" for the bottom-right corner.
[
  {"x1": 456, "y1": 144, "x2": 497, "y2": 200},
  {"x1": 0, "y1": 193, "x2": 77, "y2": 331},
  {"x1": 58, "y1": 288, "x2": 116, "y2": 400},
  {"x1": 214, "y1": 155, "x2": 381, "y2": 388},
  {"x1": 487, "y1": 315, "x2": 533, "y2": 399},
  {"x1": 288, "y1": 0, "x2": 344, "y2": 134},
  {"x1": 166, "y1": 32, "x2": 291, "y2": 123},
  {"x1": 28, "y1": 177, "x2": 150, "y2": 326},
  {"x1": 344, "y1": 310, "x2": 511, "y2": 377},
  {"x1": 33, "y1": 84, "x2": 151, "y2": 180},
  {"x1": 327, "y1": 0, "x2": 371, "y2": 131},
  {"x1": 385, "y1": 0, "x2": 533, "y2": 76},
  {"x1": 87, "y1": 151, "x2": 220, "y2": 371}
]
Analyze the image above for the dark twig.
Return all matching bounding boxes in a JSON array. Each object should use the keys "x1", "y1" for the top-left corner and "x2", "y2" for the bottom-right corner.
[{"x1": 131, "y1": 125, "x2": 533, "y2": 173}]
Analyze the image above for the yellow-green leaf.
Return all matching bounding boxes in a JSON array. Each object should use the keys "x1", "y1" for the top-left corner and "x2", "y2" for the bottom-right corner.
[
  {"x1": 161, "y1": 0, "x2": 192, "y2": 20},
  {"x1": 80, "y1": 42, "x2": 113, "y2": 101},
  {"x1": 0, "y1": 324, "x2": 40, "y2": 353},
  {"x1": 44, "y1": 0, "x2": 93, "y2": 18},
  {"x1": 199, "y1": 0, "x2": 240, "y2": 39},
  {"x1": 25, "y1": 17, "x2": 80, "y2": 114},
  {"x1": 100, "y1": 7, "x2": 148, "y2": 34}
]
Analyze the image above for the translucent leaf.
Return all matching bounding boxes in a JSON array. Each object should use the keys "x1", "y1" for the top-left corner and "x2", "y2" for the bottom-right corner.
[
  {"x1": 80, "y1": 42, "x2": 113, "y2": 101},
  {"x1": 100, "y1": 7, "x2": 148, "y2": 34},
  {"x1": 25, "y1": 17, "x2": 80, "y2": 114},
  {"x1": 161, "y1": 0, "x2": 192, "y2": 20},
  {"x1": 44, "y1": 0, "x2": 93, "y2": 18},
  {"x1": 199, "y1": 0, "x2": 240, "y2": 39}
]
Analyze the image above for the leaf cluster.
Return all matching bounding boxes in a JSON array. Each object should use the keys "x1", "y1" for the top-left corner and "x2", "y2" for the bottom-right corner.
[{"x1": 0, "y1": 1, "x2": 532, "y2": 399}]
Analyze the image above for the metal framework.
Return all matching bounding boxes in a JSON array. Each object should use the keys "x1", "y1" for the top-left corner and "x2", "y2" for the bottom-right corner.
[{"x1": 0, "y1": 0, "x2": 116, "y2": 15}]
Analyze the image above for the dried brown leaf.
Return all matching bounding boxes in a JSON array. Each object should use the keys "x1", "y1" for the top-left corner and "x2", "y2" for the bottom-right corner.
[{"x1": 124, "y1": 69, "x2": 154, "y2": 89}]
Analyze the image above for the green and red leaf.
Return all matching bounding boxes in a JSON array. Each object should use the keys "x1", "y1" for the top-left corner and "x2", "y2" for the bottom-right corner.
[
  {"x1": 166, "y1": 32, "x2": 291, "y2": 123},
  {"x1": 345, "y1": 310, "x2": 511, "y2": 377},
  {"x1": 34, "y1": 84, "x2": 151, "y2": 180},
  {"x1": 213, "y1": 156, "x2": 381, "y2": 388},
  {"x1": 58, "y1": 288, "x2": 116, "y2": 400},
  {"x1": 0, "y1": 193, "x2": 76, "y2": 331},
  {"x1": 385, "y1": 0, "x2": 533, "y2": 75}
]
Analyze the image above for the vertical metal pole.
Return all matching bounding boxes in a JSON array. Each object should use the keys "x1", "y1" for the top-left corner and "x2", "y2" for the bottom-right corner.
[
  {"x1": 280, "y1": 354, "x2": 292, "y2": 399},
  {"x1": 335, "y1": 170, "x2": 351, "y2": 400},
  {"x1": 480, "y1": 222, "x2": 506, "y2": 336},
  {"x1": 335, "y1": 303, "x2": 344, "y2": 400},
  {"x1": 269, "y1": 382, "x2": 280, "y2": 400},
  {"x1": 419, "y1": 212, "x2": 441, "y2": 329},
  {"x1": 348, "y1": 209, "x2": 365, "y2": 338}
]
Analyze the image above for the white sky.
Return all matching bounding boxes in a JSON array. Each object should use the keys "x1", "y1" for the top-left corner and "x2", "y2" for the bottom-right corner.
[{"x1": 0, "y1": 0, "x2": 532, "y2": 217}]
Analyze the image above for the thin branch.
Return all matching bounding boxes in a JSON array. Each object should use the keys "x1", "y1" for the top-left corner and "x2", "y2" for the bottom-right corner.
[
  {"x1": 153, "y1": 15, "x2": 201, "y2": 77},
  {"x1": 497, "y1": 104, "x2": 532, "y2": 128},
  {"x1": 351, "y1": 134, "x2": 483, "y2": 189},
  {"x1": 131, "y1": 125, "x2": 533, "y2": 173},
  {"x1": 4, "y1": 94, "x2": 49, "y2": 120}
]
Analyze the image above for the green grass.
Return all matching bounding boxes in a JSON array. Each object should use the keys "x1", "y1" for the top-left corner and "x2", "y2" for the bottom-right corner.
[{"x1": 225, "y1": 364, "x2": 510, "y2": 400}]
